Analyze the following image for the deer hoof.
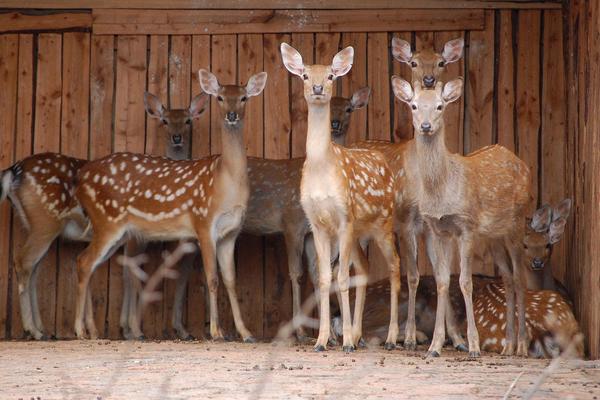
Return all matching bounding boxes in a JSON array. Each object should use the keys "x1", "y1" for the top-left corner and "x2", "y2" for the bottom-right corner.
[
  {"x1": 181, "y1": 334, "x2": 195, "y2": 341},
  {"x1": 314, "y1": 344, "x2": 327, "y2": 352},
  {"x1": 404, "y1": 340, "x2": 417, "y2": 351},
  {"x1": 427, "y1": 350, "x2": 440, "y2": 358},
  {"x1": 39, "y1": 333, "x2": 50, "y2": 341},
  {"x1": 357, "y1": 338, "x2": 366, "y2": 348},
  {"x1": 244, "y1": 336, "x2": 257, "y2": 344},
  {"x1": 327, "y1": 337, "x2": 339, "y2": 347},
  {"x1": 455, "y1": 343, "x2": 468, "y2": 352},
  {"x1": 384, "y1": 342, "x2": 396, "y2": 351},
  {"x1": 343, "y1": 345, "x2": 355, "y2": 353},
  {"x1": 468, "y1": 351, "x2": 481, "y2": 358}
]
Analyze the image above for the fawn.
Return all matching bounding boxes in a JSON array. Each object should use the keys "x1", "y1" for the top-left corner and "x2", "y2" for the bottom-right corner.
[
  {"x1": 350, "y1": 36, "x2": 466, "y2": 352},
  {"x1": 281, "y1": 42, "x2": 400, "y2": 352},
  {"x1": 0, "y1": 94, "x2": 208, "y2": 341},
  {"x1": 71, "y1": 69, "x2": 267, "y2": 340},
  {"x1": 393, "y1": 77, "x2": 531, "y2": 357}
]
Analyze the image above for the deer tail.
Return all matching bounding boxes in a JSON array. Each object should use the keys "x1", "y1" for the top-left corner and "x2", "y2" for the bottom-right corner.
[{"x1": 1, "y1": 161, "x2": 24, "y2": 204}]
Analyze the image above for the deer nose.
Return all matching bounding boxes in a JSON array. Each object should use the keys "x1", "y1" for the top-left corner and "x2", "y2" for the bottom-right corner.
[
  {"x1": 423, "y1": 75, "x2": 435, "y2": 88},
  {"x1": 421, "y1": 122, "x2": 432, "y2": 132},
  {"x1": 313, "y1": 85, "x2": 323, "y2": 95},
  {"x1": 172, "y1": 134, "x2": 182, "y2": 144},
  {"x1": 532, "y1": 258, "x2": 544, "y2": 270},
  {"x1": 331, "y1": 120, "x2": 341, "y2": 130},
  {"x1": 226, "y1": 111, "x2": 238, "y2": 122}
]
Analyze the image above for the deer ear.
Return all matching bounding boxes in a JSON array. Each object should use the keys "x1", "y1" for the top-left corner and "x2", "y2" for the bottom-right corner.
[
  {"x1": 331, "y1": 46, "x2": 354, "y2": 77},
  {"x1": 280, "y1": 43, "x2": 305, "y2": 77},
  {"x1": 442, "y1": 38, "x2": 464, "y2": 64},
  {"x1": 144, "y1": 92, "x2": 165, "y2": 119},
  {"x1": 553, "y1": 198, "x2": 572, "y2": 221},
  {"x1": 548, "y1": 217, "x2": 567, "y2": 244},
  {"x1": 198, "y1": 69, "x2": 220, "y2": 96},
  {"x1": 350, "y1": 87, "x2": 371, "y2": 110},
  {"x1": 391, "y1": 76, "x2": 413, "y2": 104},
  {"x1": 442, "y1": 78, "x2": 463, "y2": 104},
  {"x1": 189, "y1": 93, "x2": 209, "y2": 119},
  {"x1": 246, "y1": 71, "x2": 268, "y2": 97},
  {"x1": 392, "y1": 37, "x2": 412, "y2": 64},
  {"x1": 531, "y1": 204, "x2": 553, "y2": 232}
]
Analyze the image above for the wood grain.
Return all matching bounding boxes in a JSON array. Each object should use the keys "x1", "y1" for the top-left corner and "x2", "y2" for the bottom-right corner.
[
  {"x1": 0, "y1": 12, "x2": 91, "y2": 33},
  {"x1": 341, "y1": 32, "x2": 368, "y2": 145},
  {"x1": 392, "y1": 32, "x2": 414, "y2": 142},
  {"x1": 496, "y1": 10, "x2": 515, "y2": 152}
]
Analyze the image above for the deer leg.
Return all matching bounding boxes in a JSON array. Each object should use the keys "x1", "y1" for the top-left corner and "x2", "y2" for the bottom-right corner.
[
  {"x1": 29, "y1": 255, "x2": 47, "y2": 336},
  {"x1": 85, "y1": 289, "x2": 99, "y2": 339},
  {"x1": 172, "y1": 248, "x2": 195, "y2": 340},
  {"x1": 399, "y1": 228, "x2": 419, "y2": 350},
  {"x1": 494, "y1": 244, "x2": 516, "y2": 356},
  {"x1": 216, "y1": 234, "x2": 254, "y2": 342},
  {"x1": 312, "y1": 228, "x2": 332, "y2": 351},
  {"x1": 507, "y1": 240, "x2": 528, "y2": 356},
  {"x1": 304, "y1": 234, "x2": 320, "y2": 312},
  {"x1": 198, "y1": 233, "x2": 223, "y2": 341},
  {"x1": 426, "y1": 232, "x2": 451, "y2": 356},
  {"x1": 337, "y1": 225, "x2": 355, "y2": 352},
  {"x1": 375, "y1": 232, "x2": 401, "y2": 351},
  {"x1": 350, "y1": 241, "x2": 369, "y2": 347},
  {"x1": 284, "y1": 229, "x2": 309, "y2": 341},
  {"x1": 121, "y1": 239, "x2": 146, "y2": 340},
  {"x1": 458, "y1": 235, "x2": 480, "y2": 357}
]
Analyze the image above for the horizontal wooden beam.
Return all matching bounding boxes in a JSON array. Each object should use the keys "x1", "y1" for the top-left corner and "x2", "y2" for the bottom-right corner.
[
  {"x1": 0, "y1": 0, "x2": 563, "y2": 9},
  {"x1": 0, "y1": 11, "x2": 91, "y2": 32},
  {"x1": 92, "y1": 9, "x2": 485, "y2": 35}
]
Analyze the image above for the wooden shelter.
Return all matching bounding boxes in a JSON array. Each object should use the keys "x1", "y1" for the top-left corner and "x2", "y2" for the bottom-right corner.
[{"x1": 0, "y1": 0, "x2": 597, "y2": 358}]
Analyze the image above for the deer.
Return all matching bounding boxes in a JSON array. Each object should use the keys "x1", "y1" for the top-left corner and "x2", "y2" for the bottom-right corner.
[
  {"x1": 71, "y1": 69, "x2": 267, "y2": 341},
  {"x1": 392, "y1": 77, "x2": 531, "y2": 357},
  {"x1": 281, "y1": 42, "x2": 401, "y2": 352},
  {"x1": 0, "y1": 94, "x2": 208, "y2": 341},
  {"x1": 349, "y1": 36, "x2": 466, "y2": 353}
]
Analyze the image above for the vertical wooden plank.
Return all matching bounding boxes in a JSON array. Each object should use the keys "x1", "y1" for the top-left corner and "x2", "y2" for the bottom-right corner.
[
  {"x1": 0, "y1": 34, "x2": 18, "y2": 338},
  {"x1": 341, "y1": 33, "x2": 367, "y2": 145},
  {"x1": 33, "y1": 33, "x2": 62, "y2": 337},
  {"x1": 315, "y1": 33, "x2": 340, "y2": 64},
  {"x1": 516, "y1": 10, "x2": 541, "y2": 212},
  {"x1": 89, "y1": 34, "x2": 115, "y2": 337},
  {"x1": 541, "y1": 11, "x2": 568, "y2": 283},
  {"x1": 210, "y1": 34, "x2": 236, "y2": 156},
  {"x1": 392, "y1": 32, "x2": 413, "y2": 142},
  {"x1": 10, "y1": 34, "x2": 34, "y2": 338},
  {"x1": 290, "y1": 33, "x2": 313, "y2": 158},
  {"x1": 263, "y1": 33, "x2": 292, "y2": 338},
  {"x1": 497, "y1": 10, "x2": 516, "y2": 152},
  {"x1": 187, "y1": 34, "x2": 210, "y2": 339},
  {"x1": 435, "y1": 31, "x2": 465, "y2": 155},
  {"x1": 110, "y1": 34, "x2": 147, "y2": 338},
  {"x1": 367, "y1": 32, "x2": 391, "y2": 142},
  {"x1": 236, "y1": 33, "x2": 265, "y2": 338},
  {"x1": 55, "y1": 32, "x2": 90, "y2": 339}
]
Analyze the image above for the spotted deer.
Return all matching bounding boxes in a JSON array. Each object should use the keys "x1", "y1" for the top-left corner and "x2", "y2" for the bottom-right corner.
[
  {"x1": 72, "y1": 69, "x2": 267, "y2": 341},
  {"x1": 349, "y1": 36, "x2": 466, "y2": 353},
  {"x1": 281, "y1": 42, "x2": 400, "y2": 352},
  {"x1": 393, "y1": 77, "x2": 531, "y2": 357}
]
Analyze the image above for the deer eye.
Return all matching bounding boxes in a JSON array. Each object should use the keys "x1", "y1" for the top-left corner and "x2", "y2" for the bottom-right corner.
[
  {"x1": 185, "y1": 119, "x2": 192, "y2": 125},
  {"x1": 411, "y1": 61, "x2": 417, "y2": 68},
  {"x1": 411, "y1": 104, "x2": 417, "y2": 110},
  {"x1": 438, "y1": 61, "x2": 445, "y2": 67},
  {"x1": 327, "y1": 74, "x2": 334, "y2": 81},
  {"x1": 523, "y1": 244, "x2": 528, "y2": 250},
  {"x1": 546, "y1": 244, "x2": 552, "y2": 249},
  {"x1": 345, "y1": 108, "x2": 352, "y2": 113},
  {"x1": 217, "y1": 96, "x2": 223, "y2": 102},
  {"x1": 437, "y1": 105, "x2": 443, "y2": 111},
  {"x1": 241, "y1": 96, "x2": 248, "y2": 102},
  {"x1": 161, "y1": 119, "x2": 168, "y2": 125},
  {"x1": 302, "y1": 73, "x2": 309, "y2": 80}
]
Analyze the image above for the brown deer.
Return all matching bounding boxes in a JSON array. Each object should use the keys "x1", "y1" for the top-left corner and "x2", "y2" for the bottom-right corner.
[
  {"x1": 392, "y1": 77, "x2": 531, "y2": 357},
  {"x1": 281, "y1": 42, "x2": 400, "y2": 352},
  {"x1": 349, "y1": 36, "x2": 466, "y2": 353},
  {"x1": 72, "y1": 69, "x2": 267, "y2": 340},
  {"x1": 0, "y1": 93, "x2": 208, "y2": 341}
]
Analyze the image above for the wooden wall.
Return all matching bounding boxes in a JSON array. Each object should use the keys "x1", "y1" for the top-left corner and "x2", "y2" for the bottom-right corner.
[{"x1": 0, "y1": 4, "x2": 581, "y2": 352}]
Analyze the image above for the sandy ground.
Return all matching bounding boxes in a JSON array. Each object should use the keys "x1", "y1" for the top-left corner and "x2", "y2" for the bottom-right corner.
[{"x1": 0, "y1": 340, "x2": 598, "y2": 399}]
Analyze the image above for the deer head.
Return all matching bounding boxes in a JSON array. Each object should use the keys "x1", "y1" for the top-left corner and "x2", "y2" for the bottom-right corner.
[
  {"x1": 392, "y1": 77, "x2": 463, "y2": 136},
  {"x1": 330, "y1": 87, "x2": 371, "y2": 145},
  {"x1": 144, "y1": 92, "x2": 209, "y2": 160},
  {"x1": 392, "y1": 37, "x2": 464, "y2": 89},
  {"x1": 280, "y1": 42, "x2": 354, "y2": 105},
  {"x1": 198, "y1": 69, "x2": 268, "y2": 129}
]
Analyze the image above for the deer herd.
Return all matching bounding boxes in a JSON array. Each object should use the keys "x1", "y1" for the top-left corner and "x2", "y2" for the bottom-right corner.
[{"x1": 0, "y1": 36, "x2": 583, "y2": 359}]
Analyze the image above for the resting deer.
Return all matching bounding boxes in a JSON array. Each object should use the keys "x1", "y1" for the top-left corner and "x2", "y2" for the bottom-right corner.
[
  {"x1": 350, "y1": 36, "x2": 466, "y2": 352},
  {"x1": 0, "y1": 94, "x2": 208, "y2": 341},
  {"x1": 72, "y1": 69, "x2": 267, "y2": 341},
  {"x1": 281, "y1": 42, "x2": 400, "y2": 352},
  {"x1": 393, "y1": 77, "x2": 531, "y2": 357}
]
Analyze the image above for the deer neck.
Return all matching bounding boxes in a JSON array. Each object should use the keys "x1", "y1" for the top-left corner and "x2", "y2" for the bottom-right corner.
[
  {"x1": 166, "y1": 145, "x2": 190, "y2": 161},
  {"x1": 306, "y1": 102, "x2": 334, "y2": 164},
  {"x1": 415, "y1": 125, "x2": 451, "y2": 193},
  {"x1": 220, "y1": 121, "x2": 248, "y2": 179}
]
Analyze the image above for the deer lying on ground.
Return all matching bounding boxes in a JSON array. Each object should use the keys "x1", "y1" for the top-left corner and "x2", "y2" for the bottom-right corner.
[
  {"x1": 72, "y1": 70, "x2": 267, "y2": 340},
  {"x1": 0, "y1": 94, "x2": 208, "y2": 341},
  {"x1": 281, "y1": 42, "x2": 401, "y2": 352},
  {"x1": 350, "y1": 36, "x2": 467, "y2": 353},
  {"x1": 393, "y1": 78, "x2": 531, "y2": 357}
]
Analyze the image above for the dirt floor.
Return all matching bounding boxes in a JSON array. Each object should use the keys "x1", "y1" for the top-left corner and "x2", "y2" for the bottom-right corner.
[{"x1": 0, "y1": 340, "x2": 598, "y2": 399}]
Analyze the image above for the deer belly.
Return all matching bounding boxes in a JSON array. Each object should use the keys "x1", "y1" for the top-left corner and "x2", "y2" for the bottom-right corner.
[
  {"x1": 212, "y1": 206, "x2": 245, "y2": 241},
  {"x1": 302, "y1": 196, "x2": 345, "y2": 233},
  {"x1": 134, "y1": 214, "x2": 197, "y2": 242}
]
